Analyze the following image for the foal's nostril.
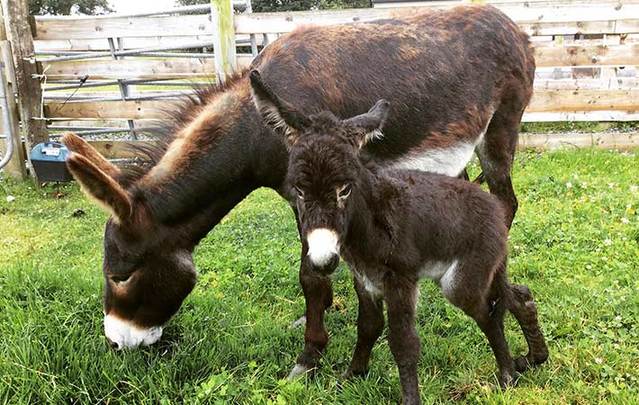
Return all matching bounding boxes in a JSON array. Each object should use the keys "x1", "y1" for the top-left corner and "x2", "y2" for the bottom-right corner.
[{"x1": 106, "y1": 337, "x2": 120, "y2": 350}]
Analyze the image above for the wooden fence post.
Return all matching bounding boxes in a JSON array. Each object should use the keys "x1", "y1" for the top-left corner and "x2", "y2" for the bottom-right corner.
[
  {"x1": 211, "y1": 0, "x2": 237, "y2": 83},
  {"x1": 0, "y1": 2, "x2": 27, "y2": 179},
  {"x1": 1, "y1": 0, "x2": 47, "y2": 181}
]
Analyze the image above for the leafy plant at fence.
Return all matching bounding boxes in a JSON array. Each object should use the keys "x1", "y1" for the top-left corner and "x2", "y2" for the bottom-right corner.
[{"x1": 29, "y1": 0, "x2": 113, "y2": 15}]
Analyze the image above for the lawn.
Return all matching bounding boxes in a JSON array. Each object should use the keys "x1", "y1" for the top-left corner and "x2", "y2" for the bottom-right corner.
[{"x1": 1, "y1": 149, "x2": 638, "y2": 404}]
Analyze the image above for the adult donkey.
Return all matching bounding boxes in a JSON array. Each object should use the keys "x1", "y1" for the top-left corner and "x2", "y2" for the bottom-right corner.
[{"x1": 64, "y1": 4, "x2": 534, "y2": 377}]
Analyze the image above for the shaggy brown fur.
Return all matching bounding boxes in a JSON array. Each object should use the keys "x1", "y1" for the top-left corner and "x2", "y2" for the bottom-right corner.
[
  {"x1": 250, "y1": 70, "x2": 548, "y2": 403},
  {"x1": 63, "y1": 5, "x2": 534, "y2": 358}
]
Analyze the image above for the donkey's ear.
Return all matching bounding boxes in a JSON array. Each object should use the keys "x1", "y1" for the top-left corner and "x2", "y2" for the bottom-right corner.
[
  {"x1": 343, "y1": 99, "x2": 391, "y2": 148},
  {"x1": 67, "y1": 153, "x2": 132, "y2": 223},
  {"x1": 62, "y1": 132, "x2": 121, "y2": 179},
  {"x1": 249, "y1": 69, "x2": 311, "y2": 146}
]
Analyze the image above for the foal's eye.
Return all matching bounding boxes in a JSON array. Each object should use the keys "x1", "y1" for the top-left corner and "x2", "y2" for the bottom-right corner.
[
  {"x1": 337, "y1": 184, "x2": 352, "y2": 200},
  {"x1": 110, "y1": 274, "x2": 131, "y2": 284},
  {"x1": 294, "y1": 186, "x2": 305, "y2": 200}
]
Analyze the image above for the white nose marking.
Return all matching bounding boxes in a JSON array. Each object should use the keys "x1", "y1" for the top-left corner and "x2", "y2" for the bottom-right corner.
[
  {"x1": 104, "y1": 314, "x2": 163, "y2": 349},
  {"x1": 306, "y1": 228, "x2": 339, "y2": 266}
]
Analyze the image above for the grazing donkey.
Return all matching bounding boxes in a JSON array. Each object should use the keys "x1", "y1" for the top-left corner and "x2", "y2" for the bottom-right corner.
[
  {"x1": 63, "y1": 4, "x2": 534, "y2": 377},
  {"x1": 249, "y1": 70, "x2": 548, "y2": 403}
]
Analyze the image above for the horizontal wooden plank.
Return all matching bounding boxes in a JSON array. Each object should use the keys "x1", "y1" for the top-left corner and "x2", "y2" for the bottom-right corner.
[
  {"x1": 533, "y1": 77, "x2": 639, "y2": 90},
  {"x1": 34, "y1": 14, "x2": 212, "y2": 40},
  {"x1": 528, "y1": 89, "x2": 639, "y2": 112},
  {"x1": 39, "y1": 55, "x2": 253, "y2": 80},
  {"x1": 535, "y1": 43, "x2": 639, "y2": 67},
  {"x1": 35, "y1": 34, "x2": 258, "y2": 53},
  {"x1": 83, "y1": 140, "x2": 156, "y2": 159},
  {"x1": 518, "y1": 131, "x2": 639, "y2": 150},
  {"x1": 522, "y1": 111, "x2": 639, "y2": 122},
  {"x1": 40, "y1": 58, "x2": 214, "y2": 80},
  {"x1": 234, "y1": 6, "x2": 639, "y2": 35},
  {"x1": 45, "y1": 89, "x2": 639, "y2": 120},
  {"x1": 45, "y1": 100, "x2": 173, "y2": 119}
]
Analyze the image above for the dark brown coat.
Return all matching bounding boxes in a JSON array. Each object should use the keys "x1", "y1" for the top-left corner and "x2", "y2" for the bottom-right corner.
[
  {"x1": 250, "y1": 70, "x2": 548, "y2": 403},
  {"x1": 63, "y1": 5, "x2": 535, "y2": 365}
]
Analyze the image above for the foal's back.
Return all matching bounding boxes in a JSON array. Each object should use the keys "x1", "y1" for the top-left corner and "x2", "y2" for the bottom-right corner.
[{"x1": 383, "y1": 169, "x2": 509, "y2": 273}]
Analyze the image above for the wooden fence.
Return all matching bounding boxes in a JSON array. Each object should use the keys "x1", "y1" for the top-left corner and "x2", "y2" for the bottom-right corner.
[{"x1": 1, "y1": 0, "x2": 639, "y2": 179}]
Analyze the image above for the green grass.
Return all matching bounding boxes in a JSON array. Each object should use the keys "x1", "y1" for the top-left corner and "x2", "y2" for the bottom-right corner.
[{"x1": 1, "y1": 149, "x2": 638, "y2": 404}]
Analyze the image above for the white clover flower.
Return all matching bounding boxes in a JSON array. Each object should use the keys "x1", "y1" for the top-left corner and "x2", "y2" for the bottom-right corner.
[{"x1": 603, "y1": 238, "x2": 613, "y2": 246}]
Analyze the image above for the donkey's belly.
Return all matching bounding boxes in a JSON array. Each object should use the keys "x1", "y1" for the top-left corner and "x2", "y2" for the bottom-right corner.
[{"x1": 390, "y1": 142, "x2": 476, "y2": 177}]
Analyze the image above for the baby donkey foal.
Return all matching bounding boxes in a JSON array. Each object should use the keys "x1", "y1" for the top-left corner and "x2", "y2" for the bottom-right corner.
[{"x1": 250, "y1": 71, "x2": 548, "y2": 405}]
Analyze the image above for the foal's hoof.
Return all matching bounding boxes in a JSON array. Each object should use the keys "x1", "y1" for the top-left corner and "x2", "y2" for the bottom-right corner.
[
  {"x1": 287, "y1": 363, "x2": 312, "y2": 380},
  {"x1": 498, "y1": 370, "x2": 520, "y2": 389}
]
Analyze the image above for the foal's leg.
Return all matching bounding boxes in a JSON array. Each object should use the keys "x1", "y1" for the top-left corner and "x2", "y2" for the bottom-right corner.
[
  {"x1": 508, "y1": 284, "x2": 549, "y2": 372},
  {"x1": 443, "y1": 263, "x2": 517, "y2": 388},
  {"x1": 384, "y1": 276, "x2": 421, "y2": 405},
  {"x1": 345, "y1": 276, "x2": 384, "y2": 378},
  {"x1": 289, "y1": 212, "x2": 333, "y2": 379}
]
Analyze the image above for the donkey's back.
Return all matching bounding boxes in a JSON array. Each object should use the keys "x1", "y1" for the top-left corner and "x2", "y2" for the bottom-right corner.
[{"x1": 252, "y1": 5, "x2": 533, "y2": 156}]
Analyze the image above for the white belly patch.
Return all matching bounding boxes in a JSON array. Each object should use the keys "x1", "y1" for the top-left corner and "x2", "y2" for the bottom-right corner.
[
  {"x1": 392, "y1": 143, "x2": 476, "y2": 177},
  {"x1": 353, "y1": 271, "x2": 383, "y2": 298},
  {"x1": 392, "y1": 112, "x2": 493, "y2": 177},
  {"x1": 419, "y1": 259, "x2": 459, "y2": 297}
]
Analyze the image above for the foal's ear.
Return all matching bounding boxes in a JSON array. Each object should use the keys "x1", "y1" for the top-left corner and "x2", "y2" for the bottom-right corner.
[
  {"x1": 343, "y1": 99, "x2": 391, "y2": 148},
  {"x1": 66, "y1": 153, "x2": 133, "y2": 224},
  {"x1": 62, "y1": 132, "x2": 121, "y2": 179},
  {"x1": 249, "y1": 69, "x2": 311, "y2": 146}
]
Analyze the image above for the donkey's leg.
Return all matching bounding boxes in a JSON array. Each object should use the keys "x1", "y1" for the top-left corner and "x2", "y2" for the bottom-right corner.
[
  {"x1": 476, "y1": 102, "x2": 525, "y2": 229},
  {"x1": 345, "y1": 276, "x2": 384, "y2": 378},
  {"x1": 288, "y1": 258, "x2": 333, "y2": 379},
  {"x1": 443, "y1": 261, "x2": 517, "y2": 388},
  {"x1": 384, "y1": 276, "x2": 421, "y2": 405},
  {"x1": 508, "y1": 284, "x2": 549, "y2": 372},
  {"x1": 289, "y1": 210, "x2": 334, "y2": 379}
]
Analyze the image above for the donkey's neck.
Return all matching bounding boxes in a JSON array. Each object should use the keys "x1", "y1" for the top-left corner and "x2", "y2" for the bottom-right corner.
[{"x1": 132, "y1": 79, "x2": 286, "y2": 233}]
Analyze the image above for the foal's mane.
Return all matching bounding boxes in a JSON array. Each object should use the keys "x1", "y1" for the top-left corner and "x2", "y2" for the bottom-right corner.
[{"x1": 119, "y1": 70, "x2": 250, "y2": 186}]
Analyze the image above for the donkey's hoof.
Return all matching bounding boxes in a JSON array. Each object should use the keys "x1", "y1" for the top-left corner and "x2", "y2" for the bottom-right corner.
[
  {"x1": 514, "y1": 356, "x2": 531, "y2": 372},
  {"x1": 341, "y1": 367, "x2": 368, "y2": 380},
  {"x1": 514, "y1": 351, "x2": 549, "y2": 372},
  {"x1": 287, "y1": 363, "x2": 312, "y2": 380},
  {"x1": 290, "y1": 316, "x2": 306, "y2": 329},
  {"x1": 498, "y1": 370, "x2": 519, "y2": 389}
]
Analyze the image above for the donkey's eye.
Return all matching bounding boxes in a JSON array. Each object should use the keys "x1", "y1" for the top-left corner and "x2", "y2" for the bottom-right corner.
[
  {"x1": 337, "y1": 184, "x2": 352, "y2": 200},
  {"x1": 110, "y1": 274, "x2": 131, "y2": 283},
  {"x1": 294, "y1": 186, "x2": 305, "y2": 200}
]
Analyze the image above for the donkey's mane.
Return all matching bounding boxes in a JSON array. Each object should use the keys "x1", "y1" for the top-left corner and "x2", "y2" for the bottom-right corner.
[{"x1": 119, "y1": 70, "x2": 250, "y2": 186}]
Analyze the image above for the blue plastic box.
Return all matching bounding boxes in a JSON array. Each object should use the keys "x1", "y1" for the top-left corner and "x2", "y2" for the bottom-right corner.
[{"x1": 30, "y1": 142, "x2": 73, "y2": 182}]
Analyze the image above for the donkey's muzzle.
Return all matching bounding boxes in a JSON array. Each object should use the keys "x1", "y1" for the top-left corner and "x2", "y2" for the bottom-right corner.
[{"x1": 306, "y1": 228, "x2": 340, "y2": 275}]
